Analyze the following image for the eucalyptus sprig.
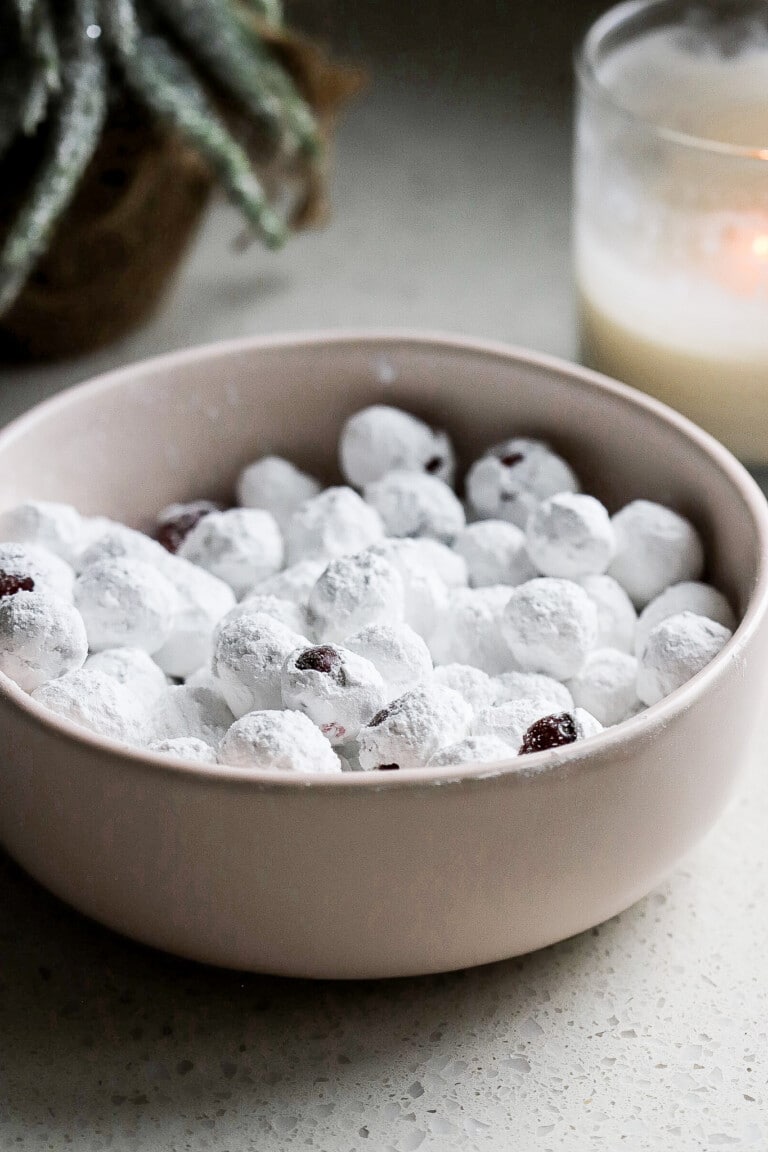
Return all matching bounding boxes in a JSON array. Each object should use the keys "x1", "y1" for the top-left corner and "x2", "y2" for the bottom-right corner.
[{"x1": 0, "y1": 0, "x2": 321, "y2": 315}]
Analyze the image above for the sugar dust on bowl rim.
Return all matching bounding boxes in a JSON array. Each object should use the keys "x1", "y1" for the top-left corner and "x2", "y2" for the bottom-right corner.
[{"x1": 0, "y1": 330, "x2": 765, "y2": 978}]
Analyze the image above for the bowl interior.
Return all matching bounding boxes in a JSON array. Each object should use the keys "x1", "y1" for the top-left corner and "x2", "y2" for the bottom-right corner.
[{"x1": 0, "y1": 333, "x2": 760, "y2": 620}]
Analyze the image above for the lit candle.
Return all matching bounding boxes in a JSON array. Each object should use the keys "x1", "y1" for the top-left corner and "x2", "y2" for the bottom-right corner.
[{"x1": 574, "y1": 1, "x2": 768, "y2": 462}]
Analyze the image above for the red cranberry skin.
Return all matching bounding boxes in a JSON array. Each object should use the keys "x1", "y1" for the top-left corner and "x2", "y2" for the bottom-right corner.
[
  {"x1": 499, "y1": 451, "x2": 524, "y2": 468},
  {"x1": 377, "y1": 763, "x2": 400, "y2": 771},
  {"x1": 0, "y1": 571, "x2": 35, "y2": 598},
  {"x1": 321, "y1": 722, "x2": 347, "y2": 742},
  {"x1": 369, "y1": 702, "x2": 397, "y2": 728},
  {"x1": 519, "y1": 712, "x2": 578, "y2": 755},
  {"x1": 424, "y1": 456, "x2": 444, "y2": 474},
  {"x1": 156, "y1": 502, "x2": 220, "y2": 553},
  {"x1": 295, "y1": 646, "x2": 340, "y2": 675}
]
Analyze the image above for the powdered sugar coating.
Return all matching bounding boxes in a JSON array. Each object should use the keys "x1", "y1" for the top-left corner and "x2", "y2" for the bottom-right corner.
[
  {"x1": 364, "y1": 470, "x2": 465, "y2": 543},
  {"x1": 526, "y1": 493, "x2": 615, "y2": 579},
  {"x1": 494, "y1": 670, "x2": 573, "y2": 713},
  {"x1": 367, "y1": 540, "x2": 449, "y2": 639},
  {"x1": 237, "y1": 456, "x2": 321, "y2": 528},
  {"x1": 432, "y1": 664, "x2": 495, "y2": 713},
  {"x1": 0, "y1": 590, "x2": 88, "y2": 692},
  {"x1": 183, "y1": 666, "x2": 220, "y2": 691},
  {"x1": 285, "y1": 487, "x2": 384, "y2": 565},
  {"x1": 147, "y1": 737, "x2": 219, "y2": 764},
  {"x1": 213, "y1": 611, "x2": 307, "y2": 718},
  {"x1": 85, "y1": 647, "x2": 168, "y2": 709},
  {"x1": 357, "y1": 684, "x2": 472, "y2": 770},
  {"x1": 503, "y1": 578, "x2": 597, "y2": 680},
  {"x1": 281, "y1": 644, "x2": 387, "y2": 744},
  {"x1": 346, "y1": 622, "x2": 433, "y2": 701},
  {"x1": 608, "y1": 500, "x2": 705, "y2": 609},
  {"x1": 79, "y1": 523, "x2": 236, "y2": 674},
  {"x1": 77, "y1": 521, "x2": 172, "y2": 573},
  {"x1": 454, "y1": 520, "x2": 537, "y2": 588},
  {"x1": 430, "y1": 585, "x2": 515, "y2": 675},
  {"x1": 1, "y1": 402, "x2": 739, "y2": 768},
  {"x1": 466, "y1": 439, "x2": 579, "y2": 528},
  {"x1": 0, "y1": 500, "x2": 87, "y2": 567},
  {"x1": 408, "y1": 539, "x2": 468, "y2": 588},
  {"x1": 31, "y1": 668, "x2": 144, "y2": 744},
  {"x1": 308, "y1": 551, "x2": 405, "y2": 643},
  {"x1": 0, "y1": 542, "x2": 75, "y2": 601},
  {"x1": 635, "y1": 582, "x2": 737, "y2": 658},
  {"x1": 338, "y1": 739, "x2": 363, "y2": 772},
  {"x1": 340, "y1": 405, "x2": 455, "y2": 488},
  {"x1": 219, "y1": 593, "x2": 310, "y2": 640},
  {"x1": 637, "y1": 611, "x2": 732, "y2": 706},
  {"x1": 80, "y1": 527, "x2": 234, "y2": 677},
  {"x1": 80, "y1": 527, "x2": 235, "y2": 676},
  {"x1": 567, "y1": 648, "x2": 640, "y2": 726},
  {"x1": 427, "y1": 734, "x2": 517, "y2": 768},
  {"x1": 579, "y1": 574, "x2": 637, "y2": 655},
  {"x1": 219, "y1": 710, "x2": 341, "y2": 773},
  {"x1": 247, "y1": 558, "x2": 327, "y2": 608},
  {"x1": 75, "y1": 558, "x2": 179, "y2": 654},
  {"x1": 179, "y1": 508, "x2": 283, "y2": 597},
  {"x1": 150, "y1": 682, "x2": 234, "y2": 749},
  {"x1": 573, "y1": 708, "x2": 605, "y2": 741},
  {"x1": 472, "y1": 696, "x2": 559, "y2": 751},
  {"x1": 151, "y1": 557, "x2": 236, "y2": 679}
]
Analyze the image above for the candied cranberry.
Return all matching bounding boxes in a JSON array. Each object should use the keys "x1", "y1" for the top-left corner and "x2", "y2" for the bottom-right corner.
[
  {"x1": 499, "y1": 451, "x2": 524, "y2": 468},
  {"x1": 519, "y1": 712, "x2": 578, "y2": 755},
  {"x1": 295, "y1": 645, "x2": 340, "y2": 674},
  {"x1": 377, "y1": 763, "x2": 400, "y2": 771},
  {"x1": 369, "y1": 703, "x2": 396, "y2": 727},
  {"x1": 0, "y1": 570, "x2": 35, "y2": 598},
  {"x1": 321, "y1": 722, "x2": 346, "y2": 741},
  {"x1": 424, "y1": 456, "x2": 443, "y2": 474},
  {"x1": 156, "y1": 502, "x2": 219, "y2": 553}
]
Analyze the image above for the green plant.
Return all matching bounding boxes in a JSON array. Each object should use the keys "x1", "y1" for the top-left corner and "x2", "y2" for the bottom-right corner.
[{"x1": 0, "y1": 0, "x2": 322, "y2": 315}]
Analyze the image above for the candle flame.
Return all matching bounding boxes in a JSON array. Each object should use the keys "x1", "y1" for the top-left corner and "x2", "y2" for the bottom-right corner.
[{"x1": 753, "y1": 235, "x2": 768, "y2": 260}]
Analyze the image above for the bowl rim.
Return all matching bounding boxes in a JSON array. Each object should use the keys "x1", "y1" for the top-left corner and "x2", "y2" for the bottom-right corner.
[{"x1": 1, "y1": 327, "x2": 767, "y2": 790}]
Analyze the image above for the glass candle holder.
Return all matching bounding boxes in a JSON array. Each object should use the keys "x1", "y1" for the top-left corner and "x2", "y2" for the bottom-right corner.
[{"x1": 574, "y1": 0, "x2": 768, "y2": 463}]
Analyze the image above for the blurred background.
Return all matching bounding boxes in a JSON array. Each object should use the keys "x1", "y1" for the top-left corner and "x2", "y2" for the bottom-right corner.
[{"x1": 0, "y1": 0, "x2": 608, "y2": 417}]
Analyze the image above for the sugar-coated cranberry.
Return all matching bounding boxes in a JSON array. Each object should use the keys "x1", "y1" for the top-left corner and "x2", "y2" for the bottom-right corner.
[
  {"x1": 0, "y1": 570, "x2": 35, "y2": 598},
  {"x1": 519, "y1": 712, "x2": 578, "y2": 755},
  {"x1": 156, "y1": 503, "x2": 220, "y2": 553},
  {"x1": 295, "y1": 645, "x2": 340, "y2": 675},
  {"x1": 369, "y1": 702, "x2": 396, "y2": 727}
]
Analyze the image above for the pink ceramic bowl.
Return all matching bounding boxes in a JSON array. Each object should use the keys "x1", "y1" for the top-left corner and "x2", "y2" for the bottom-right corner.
[{"x1": 0, "y1": 332, "x2": 767, "y2": 979}]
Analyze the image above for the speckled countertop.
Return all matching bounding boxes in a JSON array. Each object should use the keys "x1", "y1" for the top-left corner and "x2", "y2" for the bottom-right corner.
[{"x1": 0, "y1": 3, "x2": 766, "y2": 1148}]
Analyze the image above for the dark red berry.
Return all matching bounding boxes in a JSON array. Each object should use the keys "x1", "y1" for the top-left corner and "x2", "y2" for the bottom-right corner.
[
  {"x1": 156, "y1": 501, "x2": 220, "y2": 553},
  {"x1": 369, "y1": 703, "x2": 396, "y2": 727},
  {"x1": 0, "y1": 570, "x2": 35, "y2": 598},
  {"x1": 519, "y1": 712, "x2": 578, "y2": 755},
  {"x1": 424, "y1": 456, "x2": 443, "y2": 474},
  {"x1": 295, "y1": 646, "x2": 340, "y2": 674},
  {"x1": 377, "y1": 763, "x2": 399, "y2": 771},
  {"x1": 499, "y1": 451, "x2": 524, "y2": 468}
]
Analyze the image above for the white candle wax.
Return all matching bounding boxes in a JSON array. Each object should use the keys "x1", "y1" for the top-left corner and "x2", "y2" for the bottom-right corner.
[{"x1": 575, "y1": 20, "x2": 768, "y2": 461}]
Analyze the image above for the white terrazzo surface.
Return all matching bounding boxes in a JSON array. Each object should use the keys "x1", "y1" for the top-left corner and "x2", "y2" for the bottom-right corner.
[{"x1": 0, "y1": 2, "x2": 765, "y2": 1147}]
